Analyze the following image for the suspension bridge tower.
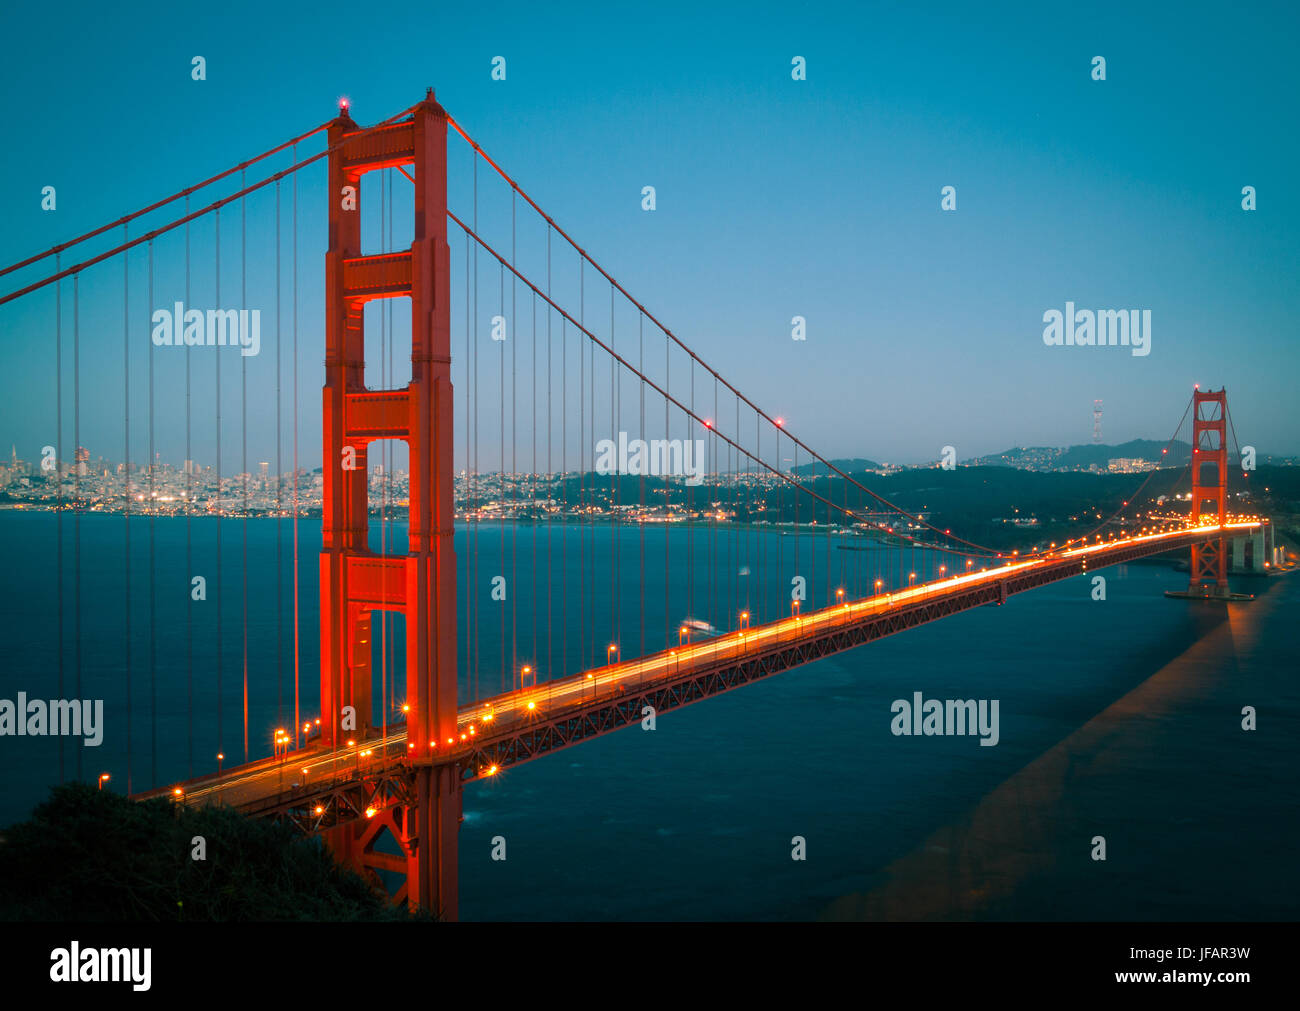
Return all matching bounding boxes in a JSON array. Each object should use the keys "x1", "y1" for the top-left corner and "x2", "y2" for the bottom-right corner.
[
  {"x1": 320, "y1": 90, "x2": 460, "y2": 918},
  {"x1": 1186, "y1": 387, "x2": 1229, "y2": 596}
]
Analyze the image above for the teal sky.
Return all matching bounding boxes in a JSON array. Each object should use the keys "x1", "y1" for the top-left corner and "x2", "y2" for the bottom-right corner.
[{"x1": 0, "y1": 0, "x2": 1296, "y2": 469}]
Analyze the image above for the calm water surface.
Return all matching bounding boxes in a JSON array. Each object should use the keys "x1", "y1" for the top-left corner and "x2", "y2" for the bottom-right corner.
[{"x1": 1, "y1": 511, "x2": 1295, "y2": 920}]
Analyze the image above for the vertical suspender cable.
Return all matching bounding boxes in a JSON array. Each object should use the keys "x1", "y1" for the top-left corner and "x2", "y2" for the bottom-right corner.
[
  {"x1": 511, "y1": 192, "x2": 517, "y2": 691},
  {"x1": 148, "y1": 239, "x2": 157, "y2": 787},
  {"x1": 292, "y1": 145, "x2": 301, "y2": 749},
  {"x1": 531, "y1": 287, "x2": 537, "y2": 676},
  {"x1": 561, "y1": 316, "x2": 566, "y2": 677},
  {"x1": 215, "y1": 208, "x2": 223, "y2": 758},
  {"x1": 546, "y1": 226, "x2": 552, "y2": 684},
  {"x1": 472, "y1": 154, "x2": 479, "y2": 702},
  {"x1": 55, "y1": 256, "x2": 64, "y2": 783},
  {"x1": 639, "y1": 311, "x2": 644, "y2": 661},
  {"x1": 241, "y1": 172, "x2": 249, "y2": 764},
  {"x1": 123, "y1": 225, "x2": 132, "y2": 795},
  {"x1": 185, "y1": 199, "x2": 193, "y2": 777},
  {"x1": 275, "y1": 179, "x2": 283, "y2": 733},
  {"x1": 465, "y1": 214, "x2": 472, "y2": 701},
  {"x1": 578, "y1": 261, "x2": 585, "y2": 671},
  {"x1": 74, "y1": 271, "x2": 82, "y2": 782},
  {"x1": 499, "y1": 259, "x2": 505, "y2": 693},
  {"x1": 611, "y1": 286, "x2": 617, "y2": 657}
]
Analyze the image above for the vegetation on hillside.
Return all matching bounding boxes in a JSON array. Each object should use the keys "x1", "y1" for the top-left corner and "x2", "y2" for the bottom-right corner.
[{"x1": 0, "y1": 783, "x2": 419, "y2": 921}]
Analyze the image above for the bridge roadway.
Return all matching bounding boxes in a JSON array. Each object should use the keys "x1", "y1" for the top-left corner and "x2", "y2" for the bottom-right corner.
[{"x1": 135, "y1": 522, "x2": 1260, "y2": 824}]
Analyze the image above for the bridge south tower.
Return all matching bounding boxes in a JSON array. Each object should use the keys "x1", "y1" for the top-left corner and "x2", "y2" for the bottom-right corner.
[
  {"x1": 320, "y1": 91, "x2": 459, "y2": 918},
  {"x1": 1187, "y1": 387, "x2": 1229, "y2": 596}
]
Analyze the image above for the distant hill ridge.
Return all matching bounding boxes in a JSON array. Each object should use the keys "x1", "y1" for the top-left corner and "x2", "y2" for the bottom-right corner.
[
  {"x1": 967, "y1": 439, "x2": 1194, "y2": 469},
  {"x1": 788, "y1": 441, "x2": 1290, "y2": 475},
  {"x1": 790, "y1": 457, "x2": 884, "y2": 476}
]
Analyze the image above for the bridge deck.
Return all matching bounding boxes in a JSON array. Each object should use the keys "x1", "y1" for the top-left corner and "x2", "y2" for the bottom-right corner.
[{"x1": 135, "y1": 523, "x2": 1260, "y2": 827}]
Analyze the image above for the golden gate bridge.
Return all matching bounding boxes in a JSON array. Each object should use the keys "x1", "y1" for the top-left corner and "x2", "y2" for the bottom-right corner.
[{"x1": 0, "y1": 90, "x2": 1266, "y2": 919}]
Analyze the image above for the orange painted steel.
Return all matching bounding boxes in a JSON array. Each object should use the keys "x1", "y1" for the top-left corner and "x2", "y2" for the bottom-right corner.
[
  {"x1": 319, "y1": 91, "x2": 460, "y2": 919},
  {"x1": 1188, "y1": 389, "x2": 1229, "y2": 595}
]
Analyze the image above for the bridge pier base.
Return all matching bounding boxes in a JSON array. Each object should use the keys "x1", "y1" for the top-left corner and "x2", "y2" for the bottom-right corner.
[
  {"x1": 317, "y1": 765, "x2": 460, "y2": 919},
  {"x1": 410, "y1": 765, "x2": 461, "y2": 920}
]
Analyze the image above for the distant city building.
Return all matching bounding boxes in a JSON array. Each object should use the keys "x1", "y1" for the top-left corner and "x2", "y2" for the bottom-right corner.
[{"x1": 1107, "y1": 458, "x2": 1157, "y2": 474}]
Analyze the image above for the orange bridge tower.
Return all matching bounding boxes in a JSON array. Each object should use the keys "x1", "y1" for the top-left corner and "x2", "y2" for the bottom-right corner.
[{"x1": 320, "y1": 91, "x2": 460, "y2": 918}]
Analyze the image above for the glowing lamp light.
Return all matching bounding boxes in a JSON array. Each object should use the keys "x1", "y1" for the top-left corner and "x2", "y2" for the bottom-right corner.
[
  {"x1": 527, "y1": 701, "x2": 536, "y2": 710},
  {"x1": 486, "y1": 764, "x2": 499, "y2": 776},
  {"x1": 365, "y1": 807, "x2": 377, "y2": 818}
]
